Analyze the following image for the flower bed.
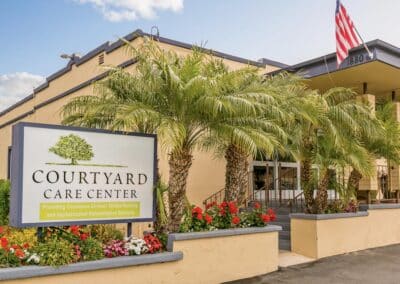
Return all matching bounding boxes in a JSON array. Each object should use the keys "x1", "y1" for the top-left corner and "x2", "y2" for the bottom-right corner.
[
  {"x1": 180, "y1": 201, "x2": 276, "y2": 232},
  {"x1": 0, "y1": 224, "x2": 163, "y2": 268},
  {"x1": 0, "y1": 225, "x2": 281, "y2": 284}
]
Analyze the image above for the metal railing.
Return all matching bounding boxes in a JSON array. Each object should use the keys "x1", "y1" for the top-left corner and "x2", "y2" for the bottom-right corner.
[{"x1": 203, "y1": 187, "x2": 225, "y2": 207}]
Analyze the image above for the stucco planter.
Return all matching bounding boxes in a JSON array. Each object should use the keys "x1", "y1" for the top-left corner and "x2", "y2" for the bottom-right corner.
[
  {"x1": 0, "y1": 225, "x2": 281, "y2": 284},
  {"x1": 291, "y1": 206, "x2": 400, "y2": 259}
]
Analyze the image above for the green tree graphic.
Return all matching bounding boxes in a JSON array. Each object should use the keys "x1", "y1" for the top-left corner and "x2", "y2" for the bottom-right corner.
[{"x1": 49, "y1": 134, "x2": 94, "y2": 165}]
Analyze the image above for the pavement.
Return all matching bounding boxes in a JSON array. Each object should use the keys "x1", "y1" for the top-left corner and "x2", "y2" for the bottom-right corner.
[{"x1": 228, "y1": 244, "x2": 400, "y2": 284}]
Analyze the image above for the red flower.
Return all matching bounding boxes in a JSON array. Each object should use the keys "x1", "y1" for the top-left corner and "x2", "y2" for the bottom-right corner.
[
  {"x1": 80, "y1": 233, "x2": 89, "y2": 241},
  {"x1": 204, "y1": 214, "x2": 213, "y2": 224},
  {"x1": 196, "y1": 213, "x2": 203, "y2": 221},
  {"x1": 0, "y1": 237, "x2": 8, "y2": 249},
  {"x1": 192, "y1": 206, "x2": 203, "y2": 216},
  {"x1": 70, "y1": 225, "x2": 80, "y2": 236},
  {"x1": 232, "y1": 216, "x2": 240, "y2": 225},
  {"x1": 228, "y1": 202, "x2": 238, "y2": 214},
  {"x1": 269, "y1": 213, "x2": 276, "y2": 222},
  {"x1": 14, "y1": 249, "x2": 24, "y2": 258},
  {"x1": 144, "y1": 234, "x2": 162, "y2": 254},
  {"x1": 11, "y1": 244, "x2": 19, "y2": 250},
  {"x1": 23, "y1": 243, "x2": 30, "y2": 249},
  {"x1": 0, "y1": 226, "x2": 4, "y2": 234},
  {"x1": 219, "y1": 207, "x2": 226, "y2": 216},
  {"x1": 267, "y1": 208, "x2": 275, "y2": 215},
  {"x1": 254, "y1": 202, "x2": 261, "y2": 209},
  {"x1": 220, "y1": 201, "x2": 228, "y2": 208},
  {"x1": 261, "y1": 214, "x2": 271, "y2": 223}
]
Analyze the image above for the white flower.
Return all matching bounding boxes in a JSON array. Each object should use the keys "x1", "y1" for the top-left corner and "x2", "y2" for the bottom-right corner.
[
  {"x1": 27, "y1": 253, "x2": 40, "y2": 264},
  {"x1": 124, "y1": 237, "x2": 149, "y2": 255}
]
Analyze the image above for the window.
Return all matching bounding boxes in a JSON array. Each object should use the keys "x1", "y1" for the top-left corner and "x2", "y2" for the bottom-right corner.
[{"x1": 98, "y1": 54, "x2": 105, "y2": 65}]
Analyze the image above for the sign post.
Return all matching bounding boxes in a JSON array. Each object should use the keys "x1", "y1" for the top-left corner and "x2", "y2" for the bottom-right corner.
[{"x1": 10, "y1": 122, "x2": 157, "y2": 228}]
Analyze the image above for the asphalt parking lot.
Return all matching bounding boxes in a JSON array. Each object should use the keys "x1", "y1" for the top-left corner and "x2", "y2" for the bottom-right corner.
[{"x1": 229, "y1": 244, "x2": 400, "y2": 284}]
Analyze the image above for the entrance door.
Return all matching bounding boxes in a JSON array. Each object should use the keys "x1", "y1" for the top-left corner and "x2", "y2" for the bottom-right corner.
[{"x1": 252, "y1": 161, "x2": 300, "y2": 205}]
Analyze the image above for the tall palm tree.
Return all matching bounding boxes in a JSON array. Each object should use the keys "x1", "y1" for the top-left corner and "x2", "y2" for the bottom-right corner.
[
  {"x1": 288, "y1": 87, "x2": 377, "y2": 213},
  {"x1": 62, "y1": 38, "x2": 231, "y2": 231},
  {"x1": 202, "y1": 67, "x2": 292, "y2": 205},
  {"x1": 347, "y1": 102, "x2": 400, "y2": 196}
]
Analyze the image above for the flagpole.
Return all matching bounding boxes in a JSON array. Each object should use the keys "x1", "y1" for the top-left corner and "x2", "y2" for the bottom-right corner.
[{"x1": 354, "y1": 27, "x2": 373, "y2": 59}]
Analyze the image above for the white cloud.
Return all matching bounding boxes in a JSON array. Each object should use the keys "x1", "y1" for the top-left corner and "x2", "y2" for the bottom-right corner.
[
  {"x1": 75, "y1": 0, "x2": 184, "y2": 22},
  {"x1": 0, "y1": 72, "x2": 45, "y2": 111}
]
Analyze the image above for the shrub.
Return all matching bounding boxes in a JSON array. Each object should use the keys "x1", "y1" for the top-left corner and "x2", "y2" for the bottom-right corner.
[
  {"x1": 0, "y1": 248, "x2": 21, "y2": 268},
  {"x1": 36, "y1": 237, "x2": 76, "y2": 266},
  {"x1": 88, "y1": 224, "x2": 124, "y2": 244},
  {"x1": 0, "y1": 180, "x2": 10, "y2": 225},
  {"x1": 79, "y1": 237, "x2": 104, "y2": 261}
]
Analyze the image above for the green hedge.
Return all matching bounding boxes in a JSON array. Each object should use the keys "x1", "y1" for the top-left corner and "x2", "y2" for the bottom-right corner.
[{"x1": 0, "y1": 180, "x2": 10, "y2": 225}]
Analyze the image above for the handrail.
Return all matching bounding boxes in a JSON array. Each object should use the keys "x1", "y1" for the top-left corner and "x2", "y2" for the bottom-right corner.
[
  {"x1": 203, "y1": 187, "x2": 225, "y2": 207},
  {"x1": 287, "y1": 191, "x2": 304, "y2": 212}
]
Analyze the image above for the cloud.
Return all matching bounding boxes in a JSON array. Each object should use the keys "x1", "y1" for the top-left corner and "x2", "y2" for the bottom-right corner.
[
  {"x1": 0, "y1": 72, "x2": 45, "y2": 111},
  {"x1": 75, "y1": 0, "x2": 184, "y2": 22}
]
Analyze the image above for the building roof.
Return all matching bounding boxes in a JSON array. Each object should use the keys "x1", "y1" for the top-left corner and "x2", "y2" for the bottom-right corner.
[
  {"x1": 0, "y1": 29, "x2": 286, "y2": 117},
  {"x1": 274, "y1": 39, "x2": 400, "y2": 78}
]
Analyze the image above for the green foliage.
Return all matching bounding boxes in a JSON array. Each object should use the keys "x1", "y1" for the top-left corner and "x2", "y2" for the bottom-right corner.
[
  {"x1": 0, "y1": 249, "x2": 21, "y2": 268},
  {"x1": 87, "y1": 224, "x2": 124, "y2": 244},
  {"x1": 154, "y1": 181, "x2": 168, "y2": 233},
  {"x1": 36, "y1": 237, "x2": 76, "y2": 267},
  {"x1": 49, "y1": 134, "x2": 94, "y2": 165},
  {"x1": 0, "y1": 180, "x2": 10, "y2": 225},
  {"x1": 79, "y1": 237, "x2": 104, "y2": 261}
]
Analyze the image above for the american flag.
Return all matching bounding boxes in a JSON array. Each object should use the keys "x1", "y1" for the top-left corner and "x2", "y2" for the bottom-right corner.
[{"x1": 335, "y1": 0, "x2": 361, "y2": 66}]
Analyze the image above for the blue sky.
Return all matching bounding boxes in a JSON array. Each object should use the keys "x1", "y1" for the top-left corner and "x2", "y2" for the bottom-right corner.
[{"x1": 1, "y1": 0, "x2": 400, "y2": 110}]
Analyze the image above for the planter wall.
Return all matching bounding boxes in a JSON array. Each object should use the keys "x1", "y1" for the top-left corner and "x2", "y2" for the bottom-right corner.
[
  {"x1": 291, "y1": 205, "x2": 400, "y2": 259},
  {"x1": 0, "y1": 225, "x2": 281, "y2": 284}
]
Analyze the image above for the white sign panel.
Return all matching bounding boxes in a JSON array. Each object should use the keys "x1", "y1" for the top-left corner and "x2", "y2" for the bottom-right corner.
[{"x1": 10, "y1": 122, "x2": 156, "y2": 227}]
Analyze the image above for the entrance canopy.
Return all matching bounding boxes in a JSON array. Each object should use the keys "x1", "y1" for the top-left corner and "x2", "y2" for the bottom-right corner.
[{"x1": 276, "y1": 39, "x2": 400, "y2": 99}]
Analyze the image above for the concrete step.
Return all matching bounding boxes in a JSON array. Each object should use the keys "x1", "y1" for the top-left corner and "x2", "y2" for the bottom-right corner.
[
  {"x1": 279, "y1": 239, "x2": 291, "y2": 250},
  {"x1": 275, "y1": 215, "x2": 290, "y2": 222},
  {"x1": 279, "y1": 230, "x2": 291, "y2": 240}
]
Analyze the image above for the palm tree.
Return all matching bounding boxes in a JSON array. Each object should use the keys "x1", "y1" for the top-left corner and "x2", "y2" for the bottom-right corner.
[
  {"x1": 347, "y1": 102, "x2": 400, "y2": 197},
  {"x1": 288, "y1": 87, "x2": 377, "y2": 213},
  {"x1": 62, "y1": 38, "x2": 230, "y2": 232},
  {"x1": 202, "y1": 67, "x2": 292, "y2": 205}
]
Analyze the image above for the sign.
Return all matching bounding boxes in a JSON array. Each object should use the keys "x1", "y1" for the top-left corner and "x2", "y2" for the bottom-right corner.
[{"x1": 10, "y1": 122, "x2": 157, "y2": 227}]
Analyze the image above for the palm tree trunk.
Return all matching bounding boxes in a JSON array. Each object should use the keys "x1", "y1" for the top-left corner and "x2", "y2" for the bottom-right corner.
[
  {"x1": 314, "y1": 169, "x2": 330, "y2": 213},
  {"x1": 348, "y1": 168, "x2": 362, "y2": 191},
  {"x1": 224, "y1": 144, "x2": 249, "y2": 206},
  {"x1": 167, "y1": 150, "x2": 193, "y2": 232},
  {"x1": 301, "y1": 159, "x2": 314, "y2": 213}
]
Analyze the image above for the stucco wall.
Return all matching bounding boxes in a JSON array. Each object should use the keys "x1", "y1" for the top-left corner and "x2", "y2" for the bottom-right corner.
[
  {"x1": 291, "y1": 207, "x2": 400, "y2": 259},
  {"x1": 0, "y1": 226, "x2": 280, "y2": 284}
]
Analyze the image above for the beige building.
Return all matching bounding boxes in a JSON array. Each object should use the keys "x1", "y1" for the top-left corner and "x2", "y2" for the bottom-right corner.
[
  {"x1": 0, "y1": 29, "x2": 284, "y2": 207},
  {"x1": 2, "y1": 30, "x2": 400, "y2": 209}
]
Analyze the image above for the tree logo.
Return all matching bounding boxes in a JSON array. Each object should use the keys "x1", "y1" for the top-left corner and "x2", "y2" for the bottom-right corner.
[{"x1": 49, "y1": 134, "x2": 94, "y2": 165}]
